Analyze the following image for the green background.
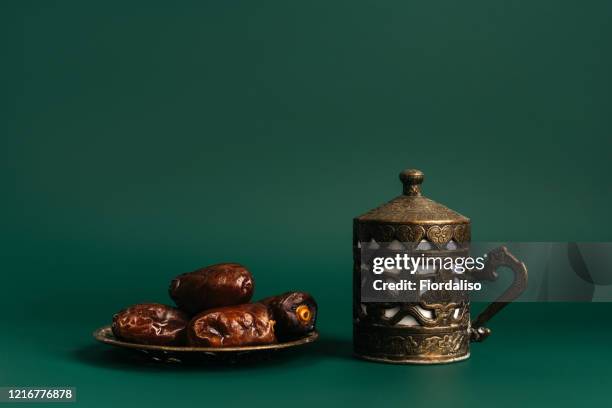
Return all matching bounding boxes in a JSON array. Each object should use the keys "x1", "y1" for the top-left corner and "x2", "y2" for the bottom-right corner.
[{"x1": 1, "y1": 1, "x2": 611, "y2": 407}]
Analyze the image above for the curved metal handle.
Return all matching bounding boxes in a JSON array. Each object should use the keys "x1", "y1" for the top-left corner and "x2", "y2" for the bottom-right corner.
[{"x1": 469, "y1": 246, "x2": 528, "y2": 342}]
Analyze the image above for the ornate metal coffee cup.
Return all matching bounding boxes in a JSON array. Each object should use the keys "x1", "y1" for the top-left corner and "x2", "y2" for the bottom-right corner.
[{"x1": 353, "y1": 169, "x2": 528, "y2": 364}]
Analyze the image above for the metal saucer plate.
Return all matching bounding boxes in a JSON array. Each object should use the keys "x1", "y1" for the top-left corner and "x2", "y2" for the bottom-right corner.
[{"x1": 93, "y1": 325, "x2": 319, "y2": 363}]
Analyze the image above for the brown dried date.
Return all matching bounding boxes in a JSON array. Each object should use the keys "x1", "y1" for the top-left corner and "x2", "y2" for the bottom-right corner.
[
  {"x1": 112, "y1": 303, "x2": 189, "y2": 346},
  {"x1": 169, "y1": 263, "x2": 254, "y2": 314},
  {"x1": 259, "y1": 291, "x2": 317, "y2": 340},
  {"x1": 187, "y1": 303, "x2": 276, "y2": 347}
]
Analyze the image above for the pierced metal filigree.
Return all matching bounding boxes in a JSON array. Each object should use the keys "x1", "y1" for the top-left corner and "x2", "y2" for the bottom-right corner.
[{"x1": 353, "y1": 169, "x2": 528, "y2": 364}]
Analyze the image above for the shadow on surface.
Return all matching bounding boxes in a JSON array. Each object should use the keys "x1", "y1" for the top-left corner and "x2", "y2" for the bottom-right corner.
[
  {"x1": 72, "y1": 344, "x2": 311, "y2": 372},
  {"x1": 309, "y1": 335, "x2": 354, "y2": 361},
  {"x1": 72, "y1": 334, "x2": 354, "y2": 372}
]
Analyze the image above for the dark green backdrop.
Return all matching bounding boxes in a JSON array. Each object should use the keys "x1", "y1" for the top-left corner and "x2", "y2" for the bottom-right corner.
[{"x1": 1, "y1": 1, "x2": 611, "y2": 407}]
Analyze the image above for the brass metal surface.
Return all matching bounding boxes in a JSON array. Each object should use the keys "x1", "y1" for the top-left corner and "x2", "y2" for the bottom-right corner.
[
  {"x1": 469, "y1": 246, "x2": 528, "y2": 342},
  {"x1": 353, "y1": 169, "x2": 528, "y2": 364},
  {"x1": 93, "y1": 326, "x2": 319, "y2": 363},
  {"x1": 356, "y1": 169, "x2": 470, "y2": 226}
]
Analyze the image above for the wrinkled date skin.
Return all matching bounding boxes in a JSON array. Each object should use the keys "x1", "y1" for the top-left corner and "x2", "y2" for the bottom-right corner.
[
  {"x1": 260, "y1": 291, "x2": 317, "y2": 340},
  {"x1": 112, "y1": 303, "x2": 189, "y2": 346},
  {"x1": 169, "y1": 263, "x2": 254, "y2": 314},
  {"x1": 187, "y1": 303, "x2": 276, "y2": 347}
]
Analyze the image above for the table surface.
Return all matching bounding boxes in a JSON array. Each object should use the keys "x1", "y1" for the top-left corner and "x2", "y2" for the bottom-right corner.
[{"x1": 2, "y1": 300, "x2": 611, "y2": 408}]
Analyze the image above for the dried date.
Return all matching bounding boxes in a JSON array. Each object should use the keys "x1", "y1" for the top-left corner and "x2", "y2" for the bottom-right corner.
[
  {"x1": 187, "y1": 303, "x2": 276, "y2": 347},
  {"x1": 112, "y1": 303, "x2": 189, "y2": 346},
  {"x1": 259, "y1": 291, "x2": 317, "y2": 340},
  {"x1": 169, "y1": 263, "x2": 254, "y2": 314}
]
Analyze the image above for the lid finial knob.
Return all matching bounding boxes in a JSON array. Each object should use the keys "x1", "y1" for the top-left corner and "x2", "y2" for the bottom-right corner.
[{"x1": 399, "y1": 169, "x2": 424, "y2": 196}]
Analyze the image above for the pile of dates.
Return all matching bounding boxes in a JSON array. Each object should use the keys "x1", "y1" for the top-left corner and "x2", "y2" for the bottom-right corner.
[{"x1": 111, "y1": 263, "x2": 317, "y2": 347}]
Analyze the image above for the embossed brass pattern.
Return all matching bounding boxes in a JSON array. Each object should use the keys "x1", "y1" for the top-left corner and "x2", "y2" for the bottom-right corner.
[
  {"x1": 357, "y1": 223, "x2": 471, "y2": 246},
  {"x1": 354, "y1": 327, "x2": 470, "y2": 364},
  {"x1": 357, "y1": 169, "x2": 469, "y2": 226},
  {"x1": 353, "y1": 169, "x2": 528, "y2": 364}
]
